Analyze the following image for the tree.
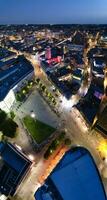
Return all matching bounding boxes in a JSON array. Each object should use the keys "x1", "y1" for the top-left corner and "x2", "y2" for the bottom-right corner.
[
  {"x1": 44, "y1": 149, "x2": 50, "y2": 159},
  {"x1": 0, "y1": 109, "x2": 18, "y2": 138},
  {"x1": 51, "y1": 140, "x2": 58, "y2": 150},
  {"x1": 64, "y1": 138, "x2": 71, "y2": 146},
  {"x1": 58, "y1": 132, "x2": 65, "y2": 141},
  {"x1": 10, "y1": 111, "x2": 16, "y2": 120},
  {"x1": 0, "y1": 109, "x2": 7, "y2": 123},
  {"x1": 1, "y1": 119, "x2": 18, "y2": 138},
  {"x1": 41, "y1": 85, "x2": 46, "y2": 92},
  {"x1": 15, "y1": 92, "x2": 25, "y2": 102}
]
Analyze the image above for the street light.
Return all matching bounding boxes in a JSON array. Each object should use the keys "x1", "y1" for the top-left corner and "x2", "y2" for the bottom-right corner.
[
  {"x1": 104, "y1": 158, "x2": 107, "y2": 164},
  {"x1": 31, "y1": 112, "x2": 36, "y2": 119},
  {"x1": 15, "y1": 144, "x2": 22, "y2": 151},
  {"x1": 28, "y1": 154, "x2": 35, "y2": 161},
  {"x1": 60, "y1": 96, "x2": 73, "y2": 110},
  {"x1": 0, "y1": 195, "x2": 7, "y2": 200},
  {"x1": 98, "y1": 140, "x2": 107, "y2": 159}
]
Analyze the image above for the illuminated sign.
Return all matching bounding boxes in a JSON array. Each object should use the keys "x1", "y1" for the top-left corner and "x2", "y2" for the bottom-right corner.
[{"x1": 47, "y1": 56, "x2": 62, "y2": 64}]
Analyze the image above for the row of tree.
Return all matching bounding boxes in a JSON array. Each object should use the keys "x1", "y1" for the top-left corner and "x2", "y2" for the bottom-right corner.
[{"x1": 44, "y1": 132, "x2": 71, "y2": 159}]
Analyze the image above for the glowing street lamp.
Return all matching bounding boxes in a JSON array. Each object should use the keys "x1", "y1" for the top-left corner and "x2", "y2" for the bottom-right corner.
[
  {"x1": 28, "y1": 154, "x2": 35, "y2": 161},
  {"x1": 0, "y1": 195, "x2": 7, "y2": 200},
  {"x1": 31, "y1": 112, "x2": 36, "y2": 119},
  {"x1": 60, "y1": 96, "x2": 72, "y2": 110},
  {"x1": 98, "y1": 140, "x2": 107, "y2": 158},
  {"x1": 15, "y1": 144, "x2": 22, "y2": 151}
]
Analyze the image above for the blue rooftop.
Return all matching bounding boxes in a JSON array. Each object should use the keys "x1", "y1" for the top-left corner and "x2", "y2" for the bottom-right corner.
[
  {"x1": 1, "y1": 143, "x2": 28, "y2": 172},
  {"x1": 0, "y1": 55, "x2": 34, "y2": 101},
  {"x1": 0, "y1": 47, "x2": 15, "y2": 61},
  {"x1": 0, "y1": 142, "x2": 32, "y2": 196},
  {"x1": 35, "y1": 147, "x2": 106, "y2": 200},
  {"x1": 73, "y1": 68, "x2": 83, "y2": 78}
]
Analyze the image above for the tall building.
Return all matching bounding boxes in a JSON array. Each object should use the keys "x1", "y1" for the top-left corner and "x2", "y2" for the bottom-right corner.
[{"x1": 45, "y1": 47, "x2": 51, "y2": 60}]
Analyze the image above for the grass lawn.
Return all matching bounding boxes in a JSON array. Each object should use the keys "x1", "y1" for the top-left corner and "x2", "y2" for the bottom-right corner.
[{"x1": 23, "y1": 116, "x2": 56, "y2": 144}]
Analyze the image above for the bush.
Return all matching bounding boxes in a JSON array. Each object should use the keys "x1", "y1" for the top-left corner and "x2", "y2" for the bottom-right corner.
[
  {"x1": 10, "y1": 111, "x2": 16, "y2": 120},
  {"x1": 58, "y1": 132, "x2": 65, "y2": 141},
  {"x1": 15, "y1": 92, "x2": 25, "y2": 102},
  {"x1": 51, "y1": 139, "x2": 59, "y2": 150},
  {"x1": 64, "y1": 138, "x2": 71, "y2": 146},
  {"x1": 41, "y1": 85, "x2": 46, "y2": 92},
  {"x1": 36, "y1": 78, "x2": 40, "y2": 83},
  {"x1": 44, "y1": 149, "x2": 51, "y2": 159}
]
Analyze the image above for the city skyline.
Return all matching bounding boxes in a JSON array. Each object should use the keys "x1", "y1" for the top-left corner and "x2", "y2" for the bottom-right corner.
[
  {"x1": 0, "y1": 0, "x2": 107, "y2": 24},
  {"x1": 0, "y1": 1, "x2": 107, "y2": 199},
  {"x1": 0, "y1": 21, "x2": 107, "y2": 199}
]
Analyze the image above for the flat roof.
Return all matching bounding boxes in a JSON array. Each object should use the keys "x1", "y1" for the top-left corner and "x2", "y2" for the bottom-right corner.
[
  {"x1": 97, "y1": 106, "x2": 107, "y2": 134},
  {"x1": 0, "y1": 142, "x2": 32, "y2": 196},
  {"x1": 35, "y1": 147, "x2": 106, "y2": 200},
  {"x1": 73, "y1": 68, "x2": 83, "y2": 78},
  {"x1": 46, "y1": 65, "x2": 81, "y2": 99},
  {"x1": 76, "y1": 83, "x2": 104, "y2": 124},
  {"x1": 0, "y1": 55, "x2": 34, "y2": 101},
  {"x1": 1, "y1": 144, "x2": 28, "y2": 172},
  {"x1": 0, "y1": 47, "x2": 15, "y2": 61}
]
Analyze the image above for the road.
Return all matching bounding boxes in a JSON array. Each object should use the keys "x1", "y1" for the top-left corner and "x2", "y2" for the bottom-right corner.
[
  {"x1": 60, "y1": 105, "x2": 107, "y2": 193},
  {"x1": 16, "y1": 159, "x2": 44, "y2": 200}
]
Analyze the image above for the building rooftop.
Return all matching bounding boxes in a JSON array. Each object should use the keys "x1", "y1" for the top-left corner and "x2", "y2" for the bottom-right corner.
[
  {"x1": 35, "y1": 147, "x2": 106, "y2": 200},
  {"x1": 73, "y1": 68, "x2": 83, "y2": 79},
  {"x1": 92, "y1": 56, "x2": 105, "y2": 77},
  {"x1": 96, "y1": 106, "x2": 107, "y2": 135},
  {"x1": 0, "y1": 55, "x2": 34, "y2": 101},
  {"x1": 0, "y1": 47, "x2": 16, "y2": 61},
  {"x1": 0, "y1": 142, "x2": 32, "y2": 196},
  {"x1": 76, "y1": 84, "x2": 104, "y2": 124}
]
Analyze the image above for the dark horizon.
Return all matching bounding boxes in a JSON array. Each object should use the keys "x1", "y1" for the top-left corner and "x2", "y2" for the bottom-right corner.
[{"x1": 0, "y1": 23, "x2": 107, "y2": 26}]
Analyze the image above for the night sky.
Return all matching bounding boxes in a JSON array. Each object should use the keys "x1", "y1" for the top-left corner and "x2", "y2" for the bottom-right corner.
[{"x1": 0, "y1": 0, "x2": 107, "y2": 24}]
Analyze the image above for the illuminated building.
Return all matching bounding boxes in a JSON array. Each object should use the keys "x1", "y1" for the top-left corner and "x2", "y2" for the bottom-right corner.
[
  {"x1": 0, "y1": 56, "x2": 34, "y2": 112},
  {"x1": 47, "y1": 56, "x2": 62, "y2": 64},
  {"x1": 45, "y1": 47, "x2": 51, "y2": 60}
]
